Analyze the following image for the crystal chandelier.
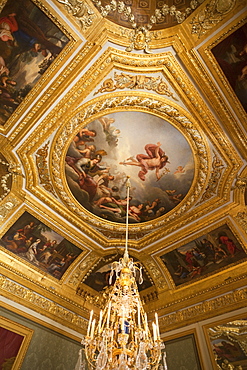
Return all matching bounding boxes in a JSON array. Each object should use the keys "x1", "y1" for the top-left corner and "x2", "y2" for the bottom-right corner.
[{"x1": 81, "y1": 178, "x2": 166, "y2": 370}]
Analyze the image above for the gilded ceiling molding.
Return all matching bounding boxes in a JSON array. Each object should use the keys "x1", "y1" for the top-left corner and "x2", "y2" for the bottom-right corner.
[
  {"x1": 52, "y1": 94, "x2": 208, "y2": 234},
  {"x1": 235, "y1": 211, "x2": 247, "y2": 234},
  {"x1": 0, "y1": 154, "x2": 23, "y2": 221},
  {"x1": 94, "y1": 72, "x2": 178, "y2": 100},
  {"x1": 159, "y1": 287, "x2": 247, "y2": 332},
  {"x1": 0, "y1": 274, "x2": 88, "y2": 332},
  {"x1": 232, "y1": 176, "x2": 247, "y2": 192},
  {"x1": 0, "y1": 197, "x2": 20, "y2": 222},
  {"x1": 190, "y1": 0, "x2": 236, "y2": 39},
  {"x1": 18, "y1": 48, "x2": 241, "y2": 246},
  {"x1": 35, "y1": 142, "x2": 57, "y2": 197},
  {"x1": 56, "y1": 0, "x2": 95, "y2": 29},
  {"x1": 199, "y1": 151, "x2": 225, "y2": 202},
  {"x1": 143, "y1": 258, "x2": 168, "y2": 292},
  {"x1": 91, "y1": 0, "x2": 203, "y2": 52},
  {"x1": 67, "y1": 252, "x2": 99, "y2": 286}
]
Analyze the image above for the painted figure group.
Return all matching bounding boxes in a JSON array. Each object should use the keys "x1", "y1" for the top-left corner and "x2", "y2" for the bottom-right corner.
[
  {"x1": 66, "y1": 122, "x2": 175, "y2": 222},
  {"x1": 2, "y1": 220, "x2": 77, "y2": 279},
  {"x1": 170, "y1": 234, "x2": 242, "y2": 282},
  {"x1": 0, "y1": 1, "x2": 66, "y2": 123}
]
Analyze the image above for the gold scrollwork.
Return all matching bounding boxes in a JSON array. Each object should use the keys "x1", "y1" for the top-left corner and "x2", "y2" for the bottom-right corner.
[
  {"x1": 235, "y1": 211, "x2": 247, "y2": 233},
  {"x1": 68, "y1": 252, "x2": 99, "y2": 286},
  {"x1": 200, "y1": 151, "x2": 225, "y2": 202},
  {"x1": 144, "y1": 258, "x2": 167, "y2": 291},
  {"x1": 94, "y1": 72, "x2": 178, "y2": 100},
  {"x1": 191, "y1": 0, "x2": 236, "y2": 38},
  {"x1": 35, "y1": 142, "x2": 57, "y2": 197},
  {"x1": 56, "y1": 0, "x2": 94, "y2": 29},
  {"x1": 231, "y1": 176, "x2": 247, "y2": 192}
]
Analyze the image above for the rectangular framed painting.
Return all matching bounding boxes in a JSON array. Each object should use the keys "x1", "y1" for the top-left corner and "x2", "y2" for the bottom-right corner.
[
  {"x1": 160, "y1": 223, "x2": 246, "y2": 286},
  {"x1": 0, "y1": 0, "x2": 69, "y2": 125},
  {"x1": 211, "y1": 23, "x2": 247, "y2": 113},
  {"x1": 204, "y1": 316, "x2": 247, "y2": 370},
  {"x1": 0, "y1": 316, "x2": 33, "y2": 369},
  {"x1": 164, "y1": 332, "x2": 203, "y2": 370},
  {"x1": 0, "y1": 211, "x2": 83, "y2": 280}
]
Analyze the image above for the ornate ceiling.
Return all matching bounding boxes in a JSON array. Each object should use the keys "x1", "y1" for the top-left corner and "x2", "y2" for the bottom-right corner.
[{"x1": 0, "y1": 0, "x2": 246, "y2": 343}]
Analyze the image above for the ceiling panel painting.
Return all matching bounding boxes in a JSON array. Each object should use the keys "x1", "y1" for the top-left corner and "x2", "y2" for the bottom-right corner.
[
  {"x1": 160, "y1": 223, "x2": 246, "y2": 287},
  {"x1": 211, "y1": 23, "x2": 247, "y2": 113},
  {"x1": 0, "y1": 211, "x2": 83, "y2": 280},
  {"x1": 65, "y1": 111, "x2": 195, "y2": 224},
  {"x1": 82, "y1": 254, "x2": 153, "y2": 293},
  {"x1": 0, "y1": 0, "x2": 69, "y2": 126}
]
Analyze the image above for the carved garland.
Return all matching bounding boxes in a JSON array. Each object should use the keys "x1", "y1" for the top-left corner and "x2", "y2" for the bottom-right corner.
[
  {"x1": 52, "y1": 95, "x2": 208, "y2": 232},
  {"x1": 92, "y1": 0, "x2": 203, "y2": 52}
]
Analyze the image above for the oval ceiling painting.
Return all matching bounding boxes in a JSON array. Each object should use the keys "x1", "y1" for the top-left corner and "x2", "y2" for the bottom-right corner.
[{"x1": 65, "y1": 111, "x2": 195, "y2": 223}]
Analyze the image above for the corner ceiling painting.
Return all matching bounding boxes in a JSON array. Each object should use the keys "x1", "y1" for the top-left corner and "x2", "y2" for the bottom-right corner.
[
  {"x1": 211, "y1": 23, "x2": 247, "y2": 113},
  {"x1": 160, "y1": 224, "x2": 246, "y2": 287},
  {"x1": 65, "y1": 111, "x2": 194, "y2": 223},
  {"x1": 0, "y1": 0, "x2": 69, "y2": 125},
  {"x1": 0, "y1": 211, "x2": 83, "y2": 279}
]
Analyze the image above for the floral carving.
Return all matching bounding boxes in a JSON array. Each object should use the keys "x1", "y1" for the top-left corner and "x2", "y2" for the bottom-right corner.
[
  {"x1": 56, "y1": 0, "x2": 94, "y2": 29},
  {"x1": 200, "y1": 152, "x2": 224, "y2": 202},
  {"x1": 35, "y1": 142, "x2": 57, "y2": 197},
  {"x1": 191, "y1": 0, "x2": 236, "y2": 38}
]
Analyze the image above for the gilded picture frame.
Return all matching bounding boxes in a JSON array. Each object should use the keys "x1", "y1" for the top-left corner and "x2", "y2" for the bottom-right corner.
[
  {"x1": 203, "y1": 314, "x2": 247, "y2": 370},
  {"x1": 0, "y1": 316, "x2": 33, "y2": 369}
]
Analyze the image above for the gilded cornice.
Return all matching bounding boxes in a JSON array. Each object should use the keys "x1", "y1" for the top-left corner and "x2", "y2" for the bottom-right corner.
[
  {"x1": 159, "y1": 286, "x2": 247, "y2": 333},
  {"x1": 0, "y1": 273, "x2": 88, "y2": 333},
  {"x1": 1, "y1": 271, "x2": 246, "y2": 334}
]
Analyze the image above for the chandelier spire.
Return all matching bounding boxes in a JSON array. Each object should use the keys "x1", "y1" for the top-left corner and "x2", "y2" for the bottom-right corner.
[{"x1": 80, "y1": 178, "x2": 166, "y2": 369}]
